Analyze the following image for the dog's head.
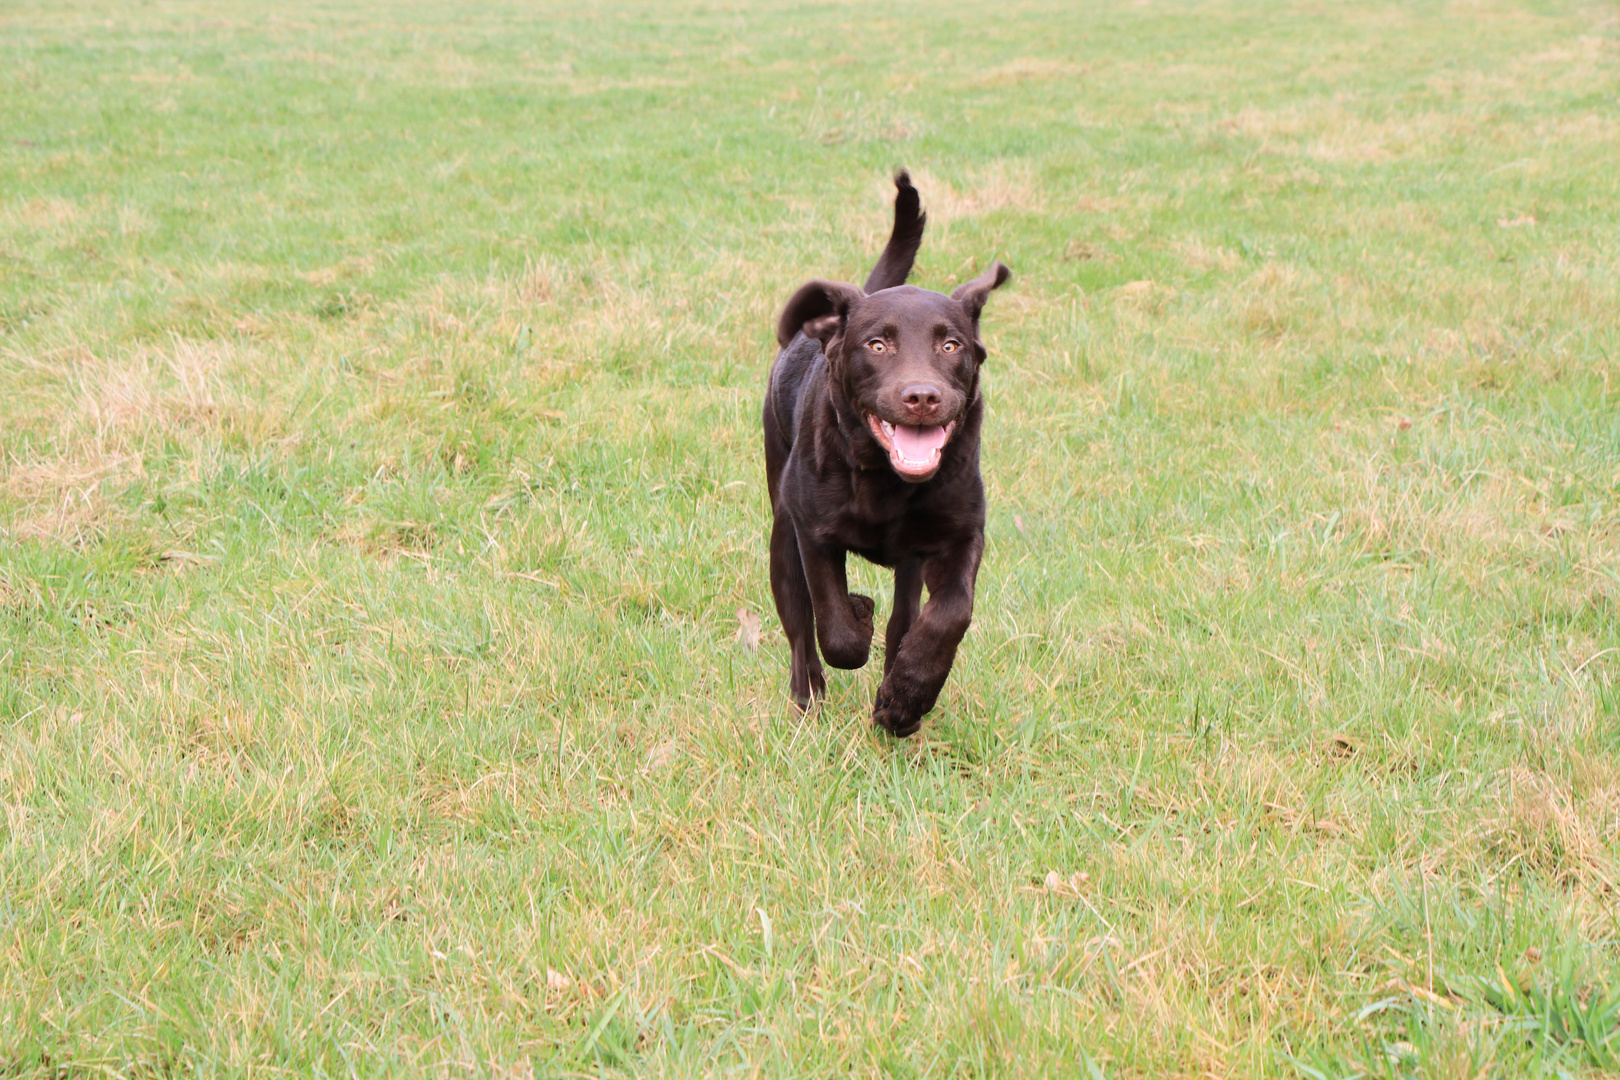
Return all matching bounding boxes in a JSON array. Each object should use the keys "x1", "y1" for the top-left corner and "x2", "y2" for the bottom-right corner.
[{"x1": 777, "y1": 262, "x2": 1010, "y2": 482}]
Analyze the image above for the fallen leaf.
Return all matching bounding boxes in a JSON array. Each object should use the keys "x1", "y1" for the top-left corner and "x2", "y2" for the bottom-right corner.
[
  {"x1": 487, "y1": 1058, "x2": 533, "y2": 1080},
  {"x1": 643, "y1": 739, "x2": 678, "y2": 772},
  {"x1": 1325, "y1": 733, "x2": 1359, "y2": 759},
  {"x1": 1041, "y1": 869, "x2": 1091, "y2": 898},
  {"x1": 735, "y1": 606, "x2": 761, "y2": 650},
  {"x1": 1496, "y1": 213, "x2": 1536, "y2": 228},
  {"x1": 546, "y1": 968, "x2": 571, "y2": 992}
]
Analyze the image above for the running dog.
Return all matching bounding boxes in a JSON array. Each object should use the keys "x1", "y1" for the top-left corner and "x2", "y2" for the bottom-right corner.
[{"x1": 763, "y1": 171, "x2": 1010, "y2": 737}]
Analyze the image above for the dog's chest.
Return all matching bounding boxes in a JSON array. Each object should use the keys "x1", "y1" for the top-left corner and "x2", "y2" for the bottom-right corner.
[{"x1": 824, "y1": 479, "x2": 979, "y2": 567}]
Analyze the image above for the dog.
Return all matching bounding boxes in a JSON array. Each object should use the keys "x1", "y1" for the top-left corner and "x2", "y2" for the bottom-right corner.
[{"x1": 763, "y1": 171, "x2": 1010, "y2": 737}]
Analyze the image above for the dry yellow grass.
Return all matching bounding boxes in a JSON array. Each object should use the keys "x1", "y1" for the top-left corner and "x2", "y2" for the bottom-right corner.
[{"x1": 4, "y1": 0, "x2": 1620, "y2": 1076}]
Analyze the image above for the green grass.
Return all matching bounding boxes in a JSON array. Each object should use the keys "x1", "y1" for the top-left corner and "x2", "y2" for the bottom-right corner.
[{"x1": 3, "y1": 0, "x2": 1620, "y2": 1075}]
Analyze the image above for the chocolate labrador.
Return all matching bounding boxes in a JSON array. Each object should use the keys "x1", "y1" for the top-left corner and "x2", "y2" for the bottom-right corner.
[{"x1": 763, "y1": 171, "x2": 1010, "y2": 737}]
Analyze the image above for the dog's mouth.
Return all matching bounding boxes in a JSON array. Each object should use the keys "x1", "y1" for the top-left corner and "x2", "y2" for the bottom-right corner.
[{"x1": 866, "y1": 415, "x2": 955, "y2": 481}]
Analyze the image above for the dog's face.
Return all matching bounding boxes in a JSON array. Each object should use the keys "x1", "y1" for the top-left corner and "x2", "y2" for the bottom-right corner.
[{"x1": 780, "y1": 263, "x2": 1010, "y2": 483}]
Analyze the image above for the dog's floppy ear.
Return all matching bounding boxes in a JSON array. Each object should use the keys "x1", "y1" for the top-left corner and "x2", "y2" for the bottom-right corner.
[
  {"x1": 777, "y1": 279, "x2": 864, "y2": 349},
  {"x1": 950, "y1": 262, "x2": 1011, "y2": 360},
  {"x1": 951, "y1": 261, "x2": 1011, "y2": 321}
]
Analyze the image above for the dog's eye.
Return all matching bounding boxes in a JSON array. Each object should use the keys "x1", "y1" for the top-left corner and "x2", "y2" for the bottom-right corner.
[
  {"x1": 867, "y1": 340, "x2": 886, "y2": 353},
  {"x1": 941, "y1": 340, "x2": 960, "y2": 353}
]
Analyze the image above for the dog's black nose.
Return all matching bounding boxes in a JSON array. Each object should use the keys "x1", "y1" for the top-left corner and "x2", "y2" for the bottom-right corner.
[{"x1": 900, "y1": 384, "x2": 942, "y2": 417}]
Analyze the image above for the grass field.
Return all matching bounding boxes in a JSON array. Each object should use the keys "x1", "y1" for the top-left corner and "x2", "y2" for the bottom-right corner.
[{"x1": 4, "y1": 0, "x2": 1620, "y2": 1075}]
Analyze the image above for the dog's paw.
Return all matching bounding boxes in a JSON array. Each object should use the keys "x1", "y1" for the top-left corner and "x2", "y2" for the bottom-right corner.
[
  {"x1": 872, "y1": 687, "x2": 923, "y2": 738},
  {"x1": 820, "y1": 593, "x2": 875, "y2": 669},
  {"x1": 791, "y1": 667, "x2": 827, "y2": 710}
]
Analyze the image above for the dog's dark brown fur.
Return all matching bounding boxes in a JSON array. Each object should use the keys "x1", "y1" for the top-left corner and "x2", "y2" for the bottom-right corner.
[{"x1": 764, "y1": 172, "x2": 1010, "y2": 737}]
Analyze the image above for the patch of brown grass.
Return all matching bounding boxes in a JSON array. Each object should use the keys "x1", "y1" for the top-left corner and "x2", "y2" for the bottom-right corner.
[
  {"x1": 1, "y1": 196, "x2": 83, "y2": 229},
  {"x1": 1175, "y1": 237, "x2": 1242, "y2": 275},
  {"x1": 904, "y1": 162, "x2": 1046, "y2": 225},
  {"x1": 2, "y1": 339, "x2": 249, "y2": 531},
  {"x1": 1483, "y1": 766, "x2": 1619, "y2": 891},
  {"x1": 970, "y1": 57, "x2": 1088, "y2": 88},
  {"x1": 83, "y1": 338, "x2": 237, "y2": 435}
]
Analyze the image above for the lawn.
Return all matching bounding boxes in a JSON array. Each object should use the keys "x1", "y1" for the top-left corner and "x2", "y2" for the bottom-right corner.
[{"x1": 3, "y1": 0, "x2": 1619, "y2": 1075}]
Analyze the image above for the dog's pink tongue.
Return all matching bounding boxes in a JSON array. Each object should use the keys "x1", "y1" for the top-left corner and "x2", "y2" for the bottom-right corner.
[{"x1": 893, "y1": 424, "x2": 947, "y2": 460}]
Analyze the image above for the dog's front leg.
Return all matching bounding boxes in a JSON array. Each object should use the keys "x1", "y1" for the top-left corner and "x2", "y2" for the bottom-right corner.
[
  {"x1": 872, "y1": 539, "x2": 983, "y2": 737},
  {"x1": 797, "y1": 539, "x2": 875, "y2": 670}
]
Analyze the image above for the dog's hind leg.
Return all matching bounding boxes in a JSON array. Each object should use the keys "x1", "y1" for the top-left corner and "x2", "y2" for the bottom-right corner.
[
  {"x1": 770, "y1": 511, "x2": 826, "y2": 708},
  {"x1": 884, "y1": 558, "x2": 923, "y2": 673}
]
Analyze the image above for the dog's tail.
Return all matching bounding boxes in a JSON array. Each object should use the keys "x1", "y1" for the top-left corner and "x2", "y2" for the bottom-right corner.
[{"x1": 861, "y1": 170, "x2": 926, "y2": 294}]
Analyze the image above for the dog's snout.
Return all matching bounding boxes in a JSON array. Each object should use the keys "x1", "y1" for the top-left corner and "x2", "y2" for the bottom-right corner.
[{"x1": 900, "y1": 384, "x2": 943, "y2": 417}]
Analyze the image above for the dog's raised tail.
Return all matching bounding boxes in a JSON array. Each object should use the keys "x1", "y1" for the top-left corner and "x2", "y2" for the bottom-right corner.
[{"x1": 862, "y1": 170, "x2": 926, "y2": 294}]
